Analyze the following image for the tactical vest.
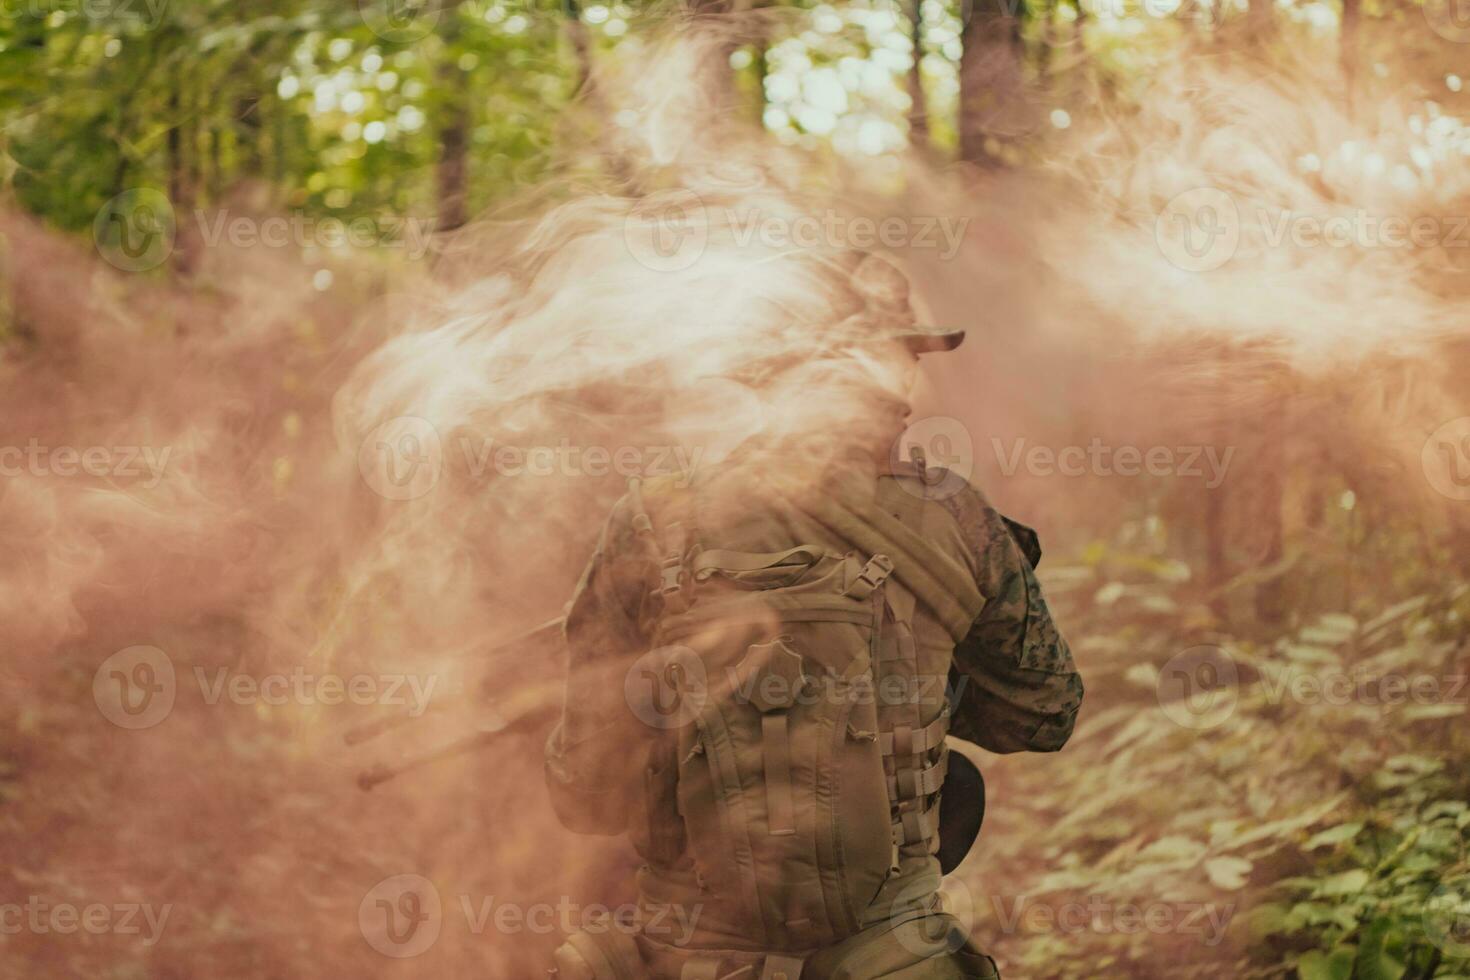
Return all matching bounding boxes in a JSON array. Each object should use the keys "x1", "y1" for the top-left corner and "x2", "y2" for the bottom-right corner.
[{"x1": 556, "y1": 459, "x2": 993, "y2": 980}]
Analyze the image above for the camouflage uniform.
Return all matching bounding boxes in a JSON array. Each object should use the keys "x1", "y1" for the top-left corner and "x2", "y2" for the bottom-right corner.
[{"x1": 544, "y1": 446, "x2": 1082, "y2": 980}]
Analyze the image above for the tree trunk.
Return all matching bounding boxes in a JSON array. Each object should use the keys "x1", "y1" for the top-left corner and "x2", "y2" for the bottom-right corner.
[
  {"x1": 959, "y1": 0, "x2": 1027, "y2": 165},
  {"x1": 563, "y1": 0, "x2": 637, "y2": 186},
  {"x1": 684, "y1": 0, "x2": 741, "y2": 117},
  {"x1": 1340, "y1": 0, "x2": 1361, "y2": 109},
  {"x1": 1247, "y1": 0, "x2": 1274, "y2": 39},
  {"x1": 565, "y1": 0, "x2": 596, "y2": 95},
  {"x1": 166, "y1": 87, "x2": 195, "y2": 272},
  {"x1": 1253, "y1": 379, "x2": 1289, "y2": 628},
  {"x1": 436, "y1": 99, "x2": 470, "y2": 232},
  {"x1": 235, "y1": 93, "x2": 265, "y2": 179},
  {"x1": 1204, "y1": 476, "x2": 1228, "y2": 620},
  {"x1": 907, "y1": 0, "x2": 930, "y2": 147},
  {"x1": 1035, "y1": 4, "x2": 1054, "y2": 88},
  {"x1": 435, "y1": 12, "x2": 471, "y2": 232}
]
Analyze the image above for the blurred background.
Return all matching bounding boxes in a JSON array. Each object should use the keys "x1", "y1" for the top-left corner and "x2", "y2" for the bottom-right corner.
[{"x1": 1, "y1": 0, "x2": 1469, "y2": 978}]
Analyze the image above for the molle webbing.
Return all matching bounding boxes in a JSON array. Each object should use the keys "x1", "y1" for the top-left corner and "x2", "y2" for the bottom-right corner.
[
  {"x1": 791, "y1": 486, "x2": 985, "y2": 643},
  {"x1": 655, "y1": 593, "x2": 875, "y2": 646},
  {"x1": 691, "y1": 546, "x2": 828, "y2": 579}
]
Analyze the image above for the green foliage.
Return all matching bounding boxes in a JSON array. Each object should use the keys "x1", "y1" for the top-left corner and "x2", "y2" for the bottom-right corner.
[
  {"x1": 0, "y1": 0, "x2": 580, "y2": 236},
  {"x1": 974, "y1": 524, "x2": 1470, "y2": 979}
]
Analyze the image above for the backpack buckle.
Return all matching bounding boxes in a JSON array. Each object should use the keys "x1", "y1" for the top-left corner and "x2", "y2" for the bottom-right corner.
[
  {"x1": 658, "y1": 521, "x2": 690, "y2": 603},
  {"x1": 846, "y1": 553, "x2": 894, "y2": 599},
  {"x1": 760, "y1": 955, "x2": 805, "y2": 980},
  {"x1": 659, "y1": 557, "x2": 685, "y2": 597}
]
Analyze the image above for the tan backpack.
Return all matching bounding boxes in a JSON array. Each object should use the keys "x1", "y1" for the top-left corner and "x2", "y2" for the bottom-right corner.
[{"x1": 625, "y1": 466, "x2": 988, "y2": 956}]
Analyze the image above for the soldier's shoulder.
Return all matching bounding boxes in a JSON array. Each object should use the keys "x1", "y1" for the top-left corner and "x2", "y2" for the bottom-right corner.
[
  {"x1": 882, "y1": 461, "x2": 999, "y2": 530},
  {"x1": 879, "y1": 462, "x2": 1011, "y2": 575}
]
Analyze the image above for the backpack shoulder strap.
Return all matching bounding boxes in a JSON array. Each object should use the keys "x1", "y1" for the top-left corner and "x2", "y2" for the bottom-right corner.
[
  {"x1": 800, "y1": 474, "x2": 984, "y2": 644},
  {"x1": 624, "y1": 474, "x2": 697, "y2": 615}
]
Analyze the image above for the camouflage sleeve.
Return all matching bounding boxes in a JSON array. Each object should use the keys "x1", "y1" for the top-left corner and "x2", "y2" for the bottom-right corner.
[
  {"x1": 941, "y1": 487, "x2": 1083, "y2": 754},
  {"x1": 544, "y1": 493, "x2": 657, "y2": 836}
]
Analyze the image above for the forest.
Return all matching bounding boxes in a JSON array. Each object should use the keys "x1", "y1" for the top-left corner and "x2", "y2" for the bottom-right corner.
[{"x1": 0, "y1": 0, "x2": 1468, "y2": 977}]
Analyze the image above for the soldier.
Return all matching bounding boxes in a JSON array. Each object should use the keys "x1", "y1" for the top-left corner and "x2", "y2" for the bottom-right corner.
[{"x1": 545, "y1": 252, "x2": 1083, "y2": 980}]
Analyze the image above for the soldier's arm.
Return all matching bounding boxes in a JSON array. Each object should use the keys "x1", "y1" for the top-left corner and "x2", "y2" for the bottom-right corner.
[
  {"x1": 945, "y1": 490, "x2": 1083, "y2": 754},
  {"x1": 543, "y1": 495, "x2": 655, "y2": 836}
]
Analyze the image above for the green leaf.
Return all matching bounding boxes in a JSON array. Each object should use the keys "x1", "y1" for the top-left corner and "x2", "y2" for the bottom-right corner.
[
  {"x1": 1204, "y1": 855, "x2": 1252, "y2": 890},
  {"x1": 1246, "y1": 902, "x2": 1292, "y2": 939},
  {"x1": 1304, "y1": 823, "x2": 1364, "y2": 850},
  {"x1": 1297, "y1": 946, "x2": 1355, "y2": 980},
  {"x1": 1354, "y1": 919, "x2": 1407, "y2": 980},
  {"x1": 1383, "y1": 755, "x2": 1445, "y2": 775},
  {"x1": 1424, "y1": 801, "x2": 1468, "y2": 820},
  {"x1": 1282, "y1": 643, "x2": 1340, "y2": 666},
  {"x1": 1318, "y1": 869, "x2": 1371, "y2": 896},
  {"x1": 1359, "y1": 595, "x2": 1429, "y2": 638},
  {"x1": 1399, "y1": 703, "x2": 1466, "y2": 721},
  {"x1": 1141, "y1": 835, "x2": 1208, "y2": 863}
]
